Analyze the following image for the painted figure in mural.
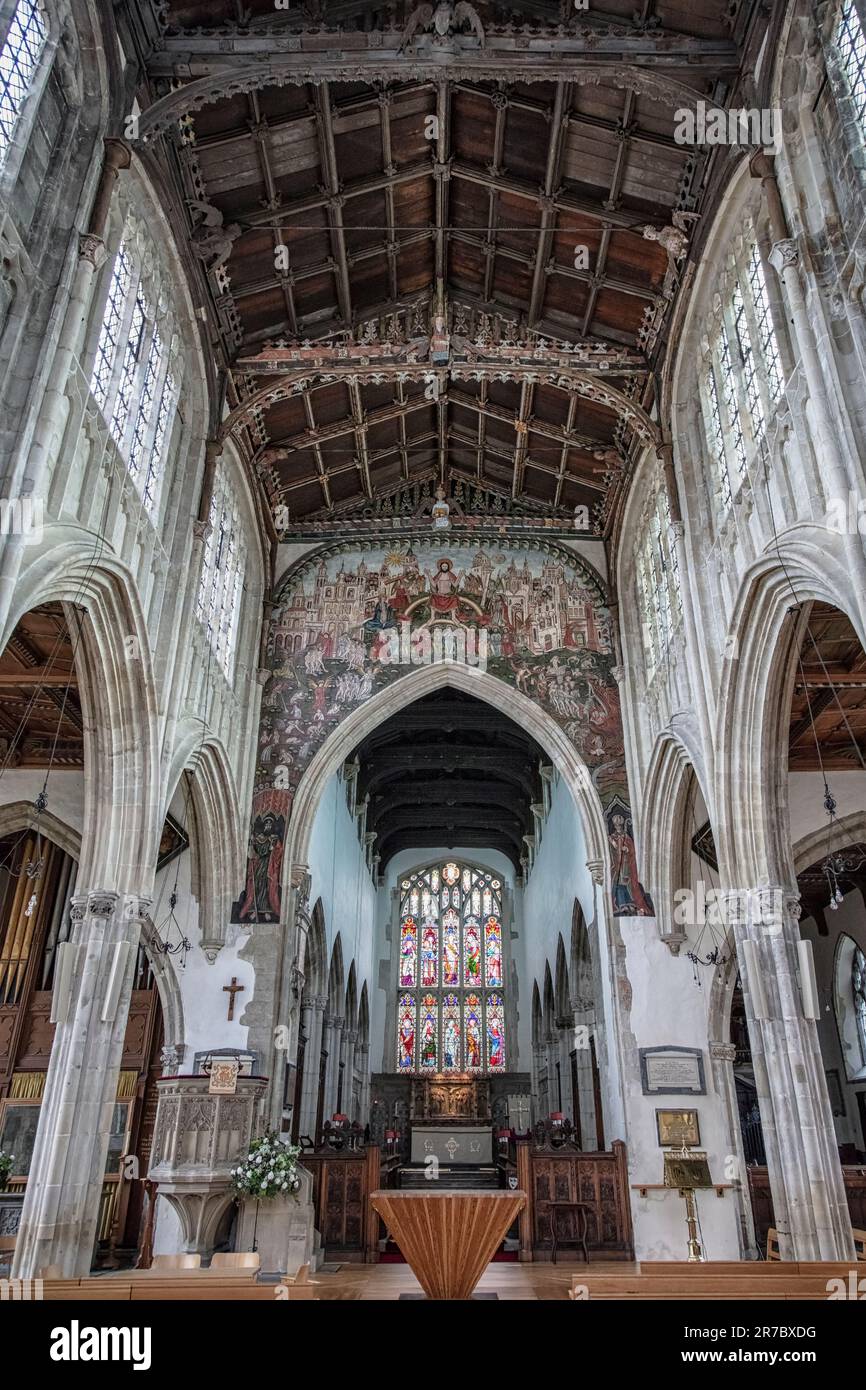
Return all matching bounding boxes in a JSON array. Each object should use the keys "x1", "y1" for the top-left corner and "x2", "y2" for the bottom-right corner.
[
  {"x1": 488, "y1": 1014, "x2": 504, "y2": 1068},
  {"x1": 399, "y1": 1009, "x2": 415, "y2": 1068},
  {"x1": 464, "y1": 922, "x2": 481, "y2": 984},
  {"x1": 237, "y1": 811, "x2": 285, "y2": 922},
  {"x1": 443, "y1": 1015, "x2": 459, "y2": 1069},
  {"x1": 421, "y1": 922, "x2": 438, "y2": 987},
  {"x1": 608, "y1": 809, "x2": 654, "y2": 916},
  {"x1": 429, "y1": 557, "x2": 461, "y2": 610},
  {"x1": 466, "y1": 1012, "x2": 481, "y2": 1068},
  {"x1": 364, "y1": 597, "x2": 396, "y2": 632}
]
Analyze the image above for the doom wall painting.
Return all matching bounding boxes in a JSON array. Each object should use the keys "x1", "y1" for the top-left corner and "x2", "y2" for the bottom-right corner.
[{"x1": 232, "y1": 538, "x2": 652, "y2": 923}]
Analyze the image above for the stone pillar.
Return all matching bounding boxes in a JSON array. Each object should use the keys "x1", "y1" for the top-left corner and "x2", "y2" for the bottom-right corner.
[
  {"x1": 13, "y1": 889, "x2": 151, "y2": 1279},
  {"x1": 531, "y1": 1043, "x2": 546, "y2": 1121},
  {"x1": 357, "y1": 1042, "x2": 371, "y2": 1126},
  {"x1": 323, "y1": 1015, "x2": 344, "y2": 1122},
  {"x1": 297, "y1": 995, "x2": 326, "y2": 1139},
  {"x1": 709, "y1": 1040, "x2": 759, "y2": 1259},
  {"x1": 342, "y1": 1029, "x2": 358, "y2": 1120},
  {"x1": 545, "y1": 1036, "x2": 560, "y2": 1114},
  {"x1": 732, "y1": 888, "x2": 854, "y2": 1260},
  {"x1": 556, "y1": 1012, "x2": 575, "y2": 1126}
]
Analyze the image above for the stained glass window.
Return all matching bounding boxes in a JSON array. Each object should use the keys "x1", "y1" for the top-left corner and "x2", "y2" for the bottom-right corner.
[
  {"x1": 398, "y1": 994, "x2": 415, "y2": 1070},
  {"x1": 485, "y1": 916, "x2": 502, "y2": 987},
  {"x1": 419, "y1": 995, "x2": 438, "y2": 1070},
  {"x1": 0, "y1": 0, "x2": 47, "y2": 172},
  {"x1": 399, "y1": 917, "x2": 417, "y2": 987},
  {"x1": 442, "y1": 995, "x2": 461, "y2": 1071},
  {"x1": 395, "y1": 861, "x2": 505, "y2": 1073},
  {"x1": 465, "y1": 993, "x2": 483, "y2": 1072},
  {"x1": 486, "y1": 993, "x2": 505, "y2": 1069}
]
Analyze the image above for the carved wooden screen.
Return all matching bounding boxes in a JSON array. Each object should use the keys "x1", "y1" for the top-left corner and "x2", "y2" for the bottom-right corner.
[{"x1": 516, "y1": 1139, "x2": 633, "y2": 1259}]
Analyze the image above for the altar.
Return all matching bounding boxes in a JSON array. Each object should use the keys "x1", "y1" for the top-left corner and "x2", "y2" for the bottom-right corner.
[{"x1": 410, "y1": 1126, "x2": 493, "y2": 1164}]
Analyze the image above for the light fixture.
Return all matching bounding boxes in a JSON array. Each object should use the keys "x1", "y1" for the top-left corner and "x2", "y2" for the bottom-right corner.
[{"x1": 151, "y1": 889, "x2": 191, "y2": 965}]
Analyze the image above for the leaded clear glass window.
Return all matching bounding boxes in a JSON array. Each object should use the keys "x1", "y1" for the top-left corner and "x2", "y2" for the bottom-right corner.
[
  {"x1": 747, "y1": 245, "x2": 783, "y2": 403},
  {"x1": 705, "y1": 363, "x2": 733, "y2": 510},
  {"x1": 396, "y1": 861, "x2": 505, "y2": 1073},
  {"x1": 89, "y1": 239, "x2": 179, "y2": 516},
  {"x1": 717, "y1": 323, "x2": 748, "y2": 482},
  {"x1": 635, "y1": 485, "x2": 682, "y2": 677},
  {"x1": 835, "y1": 0, "x2": 866, "y2": 137},
  {"x1": 195, "y1": 464, "x2": 245, "y2": 679},
  {"x1": 0, "y1": 0, "x2": 47, "y2": 172},
  {"x1": 732, "y1": 281, "x2": 766, "y2": 440}
]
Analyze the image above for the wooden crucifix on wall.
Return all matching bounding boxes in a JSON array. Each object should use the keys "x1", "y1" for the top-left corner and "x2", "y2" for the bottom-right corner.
[{"x1": 223, "y1": 976, "x2": 245, "y2": 1021}]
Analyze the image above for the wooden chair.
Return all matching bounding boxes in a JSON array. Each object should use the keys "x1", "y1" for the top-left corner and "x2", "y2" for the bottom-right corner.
[
  {"x1": 151, "y1": 1252, "x2": 202, "y2": 1270},
  {"x1": 210, "y1": 1251, "x2": 260, "y2": 1272},
  {"x1": 766, "y1": 1229, "x2": 781, "y2": 1261}
]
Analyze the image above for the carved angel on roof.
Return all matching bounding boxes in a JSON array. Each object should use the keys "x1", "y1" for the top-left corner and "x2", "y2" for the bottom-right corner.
[
  {"x1": 400, "y1": 2, "x2": 485, "y2": 49},
  {"x1": 187, "y1": 198, "x2": 243, "y2": 273},
  {"x1": 640, "y1": 210, "x2": 700, "y2": 285}
]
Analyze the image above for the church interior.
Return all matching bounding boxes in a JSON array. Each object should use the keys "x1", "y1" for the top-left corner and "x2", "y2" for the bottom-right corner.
[{"x1": 1, "y1": 0, "x2": 866, "y2": 1318}]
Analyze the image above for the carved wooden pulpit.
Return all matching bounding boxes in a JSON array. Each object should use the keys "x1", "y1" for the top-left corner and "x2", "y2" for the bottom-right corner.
[{"x1": 370, "y1": 1189, "x2": 525, "y2": 1299}]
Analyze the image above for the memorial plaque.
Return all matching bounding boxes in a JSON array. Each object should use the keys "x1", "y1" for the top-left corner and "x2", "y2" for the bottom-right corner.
[{"x1": 639, "y1": 1046, "x2": 705, "y2": 1095}]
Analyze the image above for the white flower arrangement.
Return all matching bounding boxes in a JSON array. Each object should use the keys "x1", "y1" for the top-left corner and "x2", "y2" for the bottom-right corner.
[{"x1": 230, "y1": 1132, "x2": 302, "y2": 1201}]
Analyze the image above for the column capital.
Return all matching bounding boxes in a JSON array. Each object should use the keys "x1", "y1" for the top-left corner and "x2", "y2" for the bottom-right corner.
[
  {"x1": 103, "y1": 137, "x2": 132, "y2": 173},
  {"x1": 709, "y1": 1042, "x2": 737, "y2": 1062},
  {"x1": 77, "y1": 233, "x2": 107, "y2": 269},
  {"x1": 70, "y1": 891, "x2": 151, "y2": 923},
  {"x1": 749, "y1": 149, "x2": 775, "y2": 181},
  {"x1": 769, "y1": 238, "x2": 799, "y2": 273}
]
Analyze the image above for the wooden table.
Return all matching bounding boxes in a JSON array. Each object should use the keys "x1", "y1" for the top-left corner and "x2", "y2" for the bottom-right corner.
[
  {"x1": 549, "y1": 1201, "x2": 591, "y2": 1264},
  {"x1": 370, "y1": 1188, "x2": 526, "y2": 1300}
]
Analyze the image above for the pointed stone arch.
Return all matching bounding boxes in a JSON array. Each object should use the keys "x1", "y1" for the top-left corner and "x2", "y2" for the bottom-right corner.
[
  {"x1": 712, "y1": 552, "x2": 860, "y2": 1259},
  {"x1": 554, "y1": 935, "x2": 570, "y2": 1018},
  {"x1": 641, "y1": 733, "x2": 713, "y2": 952}
]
